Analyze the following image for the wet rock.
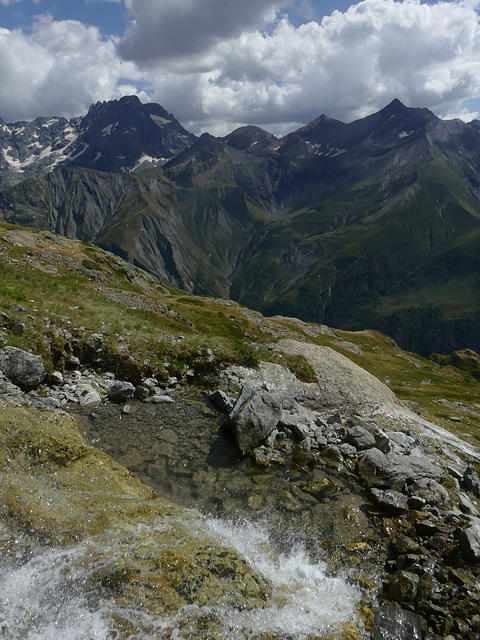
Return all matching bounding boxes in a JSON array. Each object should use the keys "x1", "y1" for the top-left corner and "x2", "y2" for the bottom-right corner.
[
  {"x1": 251, "y1": 446, "x2": 285, "y2": 466},
  {"x1": 145, "y1": 395, "x2": 175, "y2": 404},
  {"x1": 208, "y1": 389, "x2": 234, "y2": 414},
  {"x1": 392, "y1": 535, "x2": 424, "y2": 555},
  {"x1": 388, "y1": 570, "x2": 420, "y2": 604},
  {"x1": 406, "y1": 478, "x2": 449, "y2": 506},
  {"x1": 410, "y1": 513, "x2": 441, "y2": 537},
  {"x1": 370, "y1": 488, "x2": 408, "y2": 514},
  {"x1": 320, "y1": 445, "x2": 343, "y2": 463},
  {"x1": 107, "y1": 380, "x2": 135, "y2": 402},
  {"x1": 371, "y1": 603, "x2": 428, "y2": 640},
  {"x1": 0, "y1": 405, "x2": 272, "y2": 630},
  {"x1": 408, "y1": 496, "x2": 427, "y2": 510},
  {"x1": 0, "y1": 346, "x2": 46, "y2": 388}
]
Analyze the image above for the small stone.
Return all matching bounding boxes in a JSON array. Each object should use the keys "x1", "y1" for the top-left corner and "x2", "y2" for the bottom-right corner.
[
  {"x1": 251, "y1": 446, "x2": 284, "y2": 466},
  {"x1": 407, "y1": 496, "x2": 426, "y2": 510},
  {"x1": 339, "y1": 443, "x2": 357, "y2": 457},
  {"x1": 89, "y1": 333, "x2": 104, "y2": 349},
  {"x1": 143, "y1": 378, "x2": 157, "y2": 390},
  {"x1": 388, "y1": 571, "x2": 419, "y2": 604},
  {"x1": 11, "y1": 322, "x2": 25, "y2": 336},
  {"x1": 134, "y1": 385, "x2": 149, "y2": 401},
  {"x1": 459, "y1": 517, "x2": 480, "y2": 561},
  {"x1": 347, "y1": 425, "x2": 376, "y2": 450},
  {"x1": 50, "y1": 371, "x2": 64, "y2": 386},
  {"x1": 145, "y1": 395, "x2": 175, "y2": 404},
  {"x1": 77, "y1": 386, "x2": 102, "y2": 406},
  {"x1": 370, "y1": 488, "x2": 408, "y2": 514},
  {"x1": 320, "y1": 445, "x2": 343, "y2": 462},
  {"x1": 65, "y1": 355, "x2": 81, "y2": 370},
  {"x1": 326, "y1": 411, "x2": 343, "y2": 425},
  {"x1": 463, "y1": 465, "x2": 480, "y2": 499},
  {"x1": 208, "y1": 389, "x2": 234, "y2": 414}
]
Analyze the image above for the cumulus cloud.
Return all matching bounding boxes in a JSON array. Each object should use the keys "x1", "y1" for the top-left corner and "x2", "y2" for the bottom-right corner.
[
  {"x1": 142, "y1": 0, "x2": 480, "y2": 134},
  {"x1": 1, "y1": 0, "x2": 480, "y2": 137},
  {"x1": 118, "y1": 0, "x2": 288, "y2": 63},
  {"x1": 0, "y1": 14, "x2": 143, "y2": 122}
]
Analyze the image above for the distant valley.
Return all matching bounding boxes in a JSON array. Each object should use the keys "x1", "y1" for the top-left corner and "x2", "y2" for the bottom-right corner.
[{"x1": 2, "y1": 95, "x2": 480, "y2": 356}]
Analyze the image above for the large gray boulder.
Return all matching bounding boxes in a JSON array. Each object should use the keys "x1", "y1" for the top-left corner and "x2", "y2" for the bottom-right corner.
[
  {"x1": 107, "y1": 380, "x2": 135, "y2": 402},
  {"x1": 357, "y1": 448, "x2": 446, "y2": 490},
  {"x1": 228, "y1": 386, "x2": 284, "y2": 455},
  {"x1": 0, "y1": 346, "x2": 46, "y2": 388}
]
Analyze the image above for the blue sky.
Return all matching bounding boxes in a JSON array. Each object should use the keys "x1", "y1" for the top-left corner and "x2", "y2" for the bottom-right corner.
[{"x1": 1, "y1": 0, "x2": 480, "y2": 135}]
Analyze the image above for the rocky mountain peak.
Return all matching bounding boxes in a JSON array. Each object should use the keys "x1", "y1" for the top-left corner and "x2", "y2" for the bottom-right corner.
[
  {"x1": 224, "y1": 125, "x2": 278, "y2": 153},
  {"x1": 0, "y1": 96, "x2": 197, "y2": 185},
  {"x1": 68, "y1": 95, "x2": 197, "y2": 173}
]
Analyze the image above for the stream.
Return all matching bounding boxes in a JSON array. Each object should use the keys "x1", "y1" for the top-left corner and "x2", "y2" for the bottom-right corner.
[{"x1": 0, "y1": 387, "x2": 377, "y2": 639}]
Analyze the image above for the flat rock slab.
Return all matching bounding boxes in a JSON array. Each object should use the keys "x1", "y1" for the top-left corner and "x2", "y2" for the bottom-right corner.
[{"x1": 358, "y1": 447, "x2": 446, "y2": 490}]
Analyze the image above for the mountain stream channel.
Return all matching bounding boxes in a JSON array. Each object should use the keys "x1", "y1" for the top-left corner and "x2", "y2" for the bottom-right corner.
[{"x1": 0, "y1": 386, "x2": 384, "y2": 640}]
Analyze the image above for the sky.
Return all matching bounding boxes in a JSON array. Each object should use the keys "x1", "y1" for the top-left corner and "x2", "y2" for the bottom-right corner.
[{"x1": 1, "y1": 0, "x2": 480, "y2": 136}]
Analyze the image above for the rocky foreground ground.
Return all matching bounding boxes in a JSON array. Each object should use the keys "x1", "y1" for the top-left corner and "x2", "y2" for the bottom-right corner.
[{"x1": 1, "y1": 333, "x2": 480, "y2": 640}]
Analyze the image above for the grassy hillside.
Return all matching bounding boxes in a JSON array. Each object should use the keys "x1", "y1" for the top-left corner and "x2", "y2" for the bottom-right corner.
[{"x1": 1, "y1": 220, "x2": 479, "y2": 450}]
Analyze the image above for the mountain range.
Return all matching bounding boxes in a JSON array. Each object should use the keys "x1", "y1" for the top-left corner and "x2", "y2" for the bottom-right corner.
[{"x1": 1, "y1": 95, "x2": 480, "y2": 356}]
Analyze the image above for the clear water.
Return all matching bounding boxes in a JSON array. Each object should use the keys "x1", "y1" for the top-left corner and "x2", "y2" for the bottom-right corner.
[{"x1": 0, "y1": 388, "x2": 368, "y2": 639}]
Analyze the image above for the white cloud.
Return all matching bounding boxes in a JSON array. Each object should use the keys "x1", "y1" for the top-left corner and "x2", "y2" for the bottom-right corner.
[
  {"x1": 1, "y1": 0, "x2": 480, "y2": 138},
  {"x1": 0, "y1": 14, "x2": 143, "y2": 123},
  {"x1": 0, "y1": 0, "x2": 22, "y2": 5},
  {"x1": 118, "y1": 0, "x2": 288, "y2": 63},
  {"x1": 141, "y1": 0, "x2": 480, "y2": 134}
]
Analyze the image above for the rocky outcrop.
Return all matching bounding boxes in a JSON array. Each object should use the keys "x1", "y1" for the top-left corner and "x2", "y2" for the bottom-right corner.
[{"x1": 220, "y1": 354, "x2": 480, "y2": 639}]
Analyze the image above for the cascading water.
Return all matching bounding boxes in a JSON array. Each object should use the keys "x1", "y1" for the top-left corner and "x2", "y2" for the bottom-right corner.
[
  {"x1": 1, "y1": 389, "x2": 373, "y2": 639},
  {"x1": 0, "y1": 517, "x2": 362, "y2": 639}
]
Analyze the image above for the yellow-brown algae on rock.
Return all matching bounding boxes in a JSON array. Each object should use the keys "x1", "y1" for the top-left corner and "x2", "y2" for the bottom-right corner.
[{"x1": 0, "y1": 406, "x2": 273, "y2": 637}]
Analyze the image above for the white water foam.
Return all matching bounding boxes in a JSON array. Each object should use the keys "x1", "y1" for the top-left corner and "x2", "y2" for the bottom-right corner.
[
  {"x1": 195, "y1": 515, "x2": 362, "y2": 638},
  {"x1": 1, "y1": 516, "x2": 361, "y2": 639}
]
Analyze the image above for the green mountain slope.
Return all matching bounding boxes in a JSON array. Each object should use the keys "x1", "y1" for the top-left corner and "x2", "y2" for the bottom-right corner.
[{"x1": 2, "y1": 100, "x2": 480, "y2": 354}]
